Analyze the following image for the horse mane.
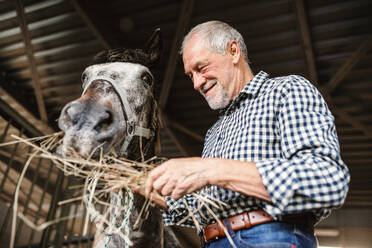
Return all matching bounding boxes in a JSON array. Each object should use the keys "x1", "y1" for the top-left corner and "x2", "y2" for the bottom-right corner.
[{"x1": 92, "y1": 48, "x2": 156, "y2": 69}]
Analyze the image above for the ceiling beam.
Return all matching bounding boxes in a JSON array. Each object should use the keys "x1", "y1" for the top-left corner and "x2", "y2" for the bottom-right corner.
[
  {"x1": 14, "y1": 0, "x2": 48, "y2": 122},
  {"x1": 164, "y1": 126, "x2": 189, "y2": 157},
  {"x1": 324, "y1": 36, "x2": 372, "y2": 94},
  {"x1": 162, "y1": 115, "x2": 190, "y2": 156},
  {"x1": 348, "y1": 189, "x2": 372, "y2": 195},
  {"x1": 292, "y1": 0, "x2": 372, "y2": 138},
  {"x1": 327, "y1": 100, "x2": 372, "y2": 138},
  {"x1": 162, "y1": 114, "x2": 204, "y2": 155},
  {"x1": 343, "y1": 201, "x2": 372, "y2": 208},
  {"x1": 341, "y1": 143, "x2": 372, "y2": 149},
  {"x1": 167, "y1": 117, "x2": 204, "y2": 143},
  {"x1": 69, "y1": 0, "x2": 111, "y2": 50},
  {"x1": 293, "y1": 0, "x2": 318, "y2": 84},
  {"x1": 343, "y1": 158, "x2": 372, "y2": 164},
  {"x1": 158, "y1": 0, "x2": 196, "y2": 155},
  {"x1": 159, "y1": 0, "x2": 194, "y2": 110},
  {"x1": 0, "y1": 87, "x2": 54, "y2": 135}
]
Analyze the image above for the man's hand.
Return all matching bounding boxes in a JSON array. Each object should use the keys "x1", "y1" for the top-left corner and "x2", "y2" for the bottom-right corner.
[
  {"x1": 144, "y1": 157, "x2": 271, "y2": 206},
  {"x1": 145, "y1": 157, "x2": 212, "y2": 200}
]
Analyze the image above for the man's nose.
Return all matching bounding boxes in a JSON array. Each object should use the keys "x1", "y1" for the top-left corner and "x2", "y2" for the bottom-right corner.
[{"x1": 193, "y1": 74, "x2": 206, "y2": 91}]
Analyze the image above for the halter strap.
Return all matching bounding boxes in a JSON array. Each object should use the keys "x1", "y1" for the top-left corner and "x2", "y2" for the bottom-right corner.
[{"x1": 82, "y1": 76, "x2": 154, "y2": 155}]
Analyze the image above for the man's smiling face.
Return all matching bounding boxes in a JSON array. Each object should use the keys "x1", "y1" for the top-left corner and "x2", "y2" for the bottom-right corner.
[{"x1": 182, "y1": 35, "x2": 235, "y2": 110}]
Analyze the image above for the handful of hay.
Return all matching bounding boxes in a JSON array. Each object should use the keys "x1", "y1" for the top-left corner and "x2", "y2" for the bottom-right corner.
[
  {"x1": 2, "y1": 132, "x2": 237, "y2": 248},
  {"x1": 3, "y1": 132, "x2": 165, "y2": 246}
]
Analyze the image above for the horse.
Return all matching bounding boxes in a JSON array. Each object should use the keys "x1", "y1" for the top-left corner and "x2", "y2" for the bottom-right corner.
[{"x1": 57, "y1": 29, "x2": 180, "y2": 248}]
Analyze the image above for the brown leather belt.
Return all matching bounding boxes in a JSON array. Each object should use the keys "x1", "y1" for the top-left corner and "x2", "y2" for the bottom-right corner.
[
  {"x1": 202, "y1": 210, "x2": 315, "y2": 243},
  {"x1": 203, "y1": 210, "x2": 274, "y2": 242}
]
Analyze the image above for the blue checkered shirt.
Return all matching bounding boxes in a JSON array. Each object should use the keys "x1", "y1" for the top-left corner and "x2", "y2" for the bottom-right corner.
[{"x1": 162, "y1": 71, "x2": 350, "y2": 228}]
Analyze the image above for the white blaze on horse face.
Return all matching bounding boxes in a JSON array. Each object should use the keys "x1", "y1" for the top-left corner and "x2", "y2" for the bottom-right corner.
[{"x1": 59, "y1": 62, "x2": 154, "y2": 157}]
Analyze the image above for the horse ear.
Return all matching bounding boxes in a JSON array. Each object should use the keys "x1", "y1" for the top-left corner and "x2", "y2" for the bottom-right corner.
[{"x1": 145, "y1": 28, "x2": 162, "y2": 65}]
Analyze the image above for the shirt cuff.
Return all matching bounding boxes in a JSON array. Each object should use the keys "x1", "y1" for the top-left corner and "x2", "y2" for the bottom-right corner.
[
  {"x1": 161, "y1": 196, "x2": 195, "y2": 227},
  {"x1": 255, "y1": 158, "x2": 298, "y2": 213}
]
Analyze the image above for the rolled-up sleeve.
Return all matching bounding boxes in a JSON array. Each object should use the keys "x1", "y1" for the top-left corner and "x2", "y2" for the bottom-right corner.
[{"x1": 256, "y1": 77, "x2": 350, "y2": 216}]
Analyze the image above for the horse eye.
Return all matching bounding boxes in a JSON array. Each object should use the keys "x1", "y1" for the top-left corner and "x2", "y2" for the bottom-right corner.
[
  {"x1": 81, "y1": 73, "x2": 87, "y2": 83},
  {"x1": 141, "y1": 72, "x2": 153, "y2": 86}
]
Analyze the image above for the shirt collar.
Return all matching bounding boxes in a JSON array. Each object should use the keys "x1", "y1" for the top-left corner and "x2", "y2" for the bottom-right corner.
[
  {"x1": 219, "y1": 71, "x2": 269, "y2": 114},
  {"x1": 240, "y1": 70, "x2": 269, "y2": 97}
]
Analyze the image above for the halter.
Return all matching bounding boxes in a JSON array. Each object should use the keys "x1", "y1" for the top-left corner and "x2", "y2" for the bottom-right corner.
[{"x1": 82, "y1": 76, "x2": 155, "y2": 156}]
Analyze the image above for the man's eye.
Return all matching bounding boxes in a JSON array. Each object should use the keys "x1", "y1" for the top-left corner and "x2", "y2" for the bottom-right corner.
[
  {"x1": 200, "y1": 66, "x2": 208, "y2": 73},
  {"x1": 141, "y1": 72, "x2": 153, "y2": 86}
]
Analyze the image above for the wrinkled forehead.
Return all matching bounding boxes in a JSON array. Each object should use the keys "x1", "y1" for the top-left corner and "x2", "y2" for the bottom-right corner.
[{"x1": 84, "y1": 62, "x2": 152, "y2": 78}]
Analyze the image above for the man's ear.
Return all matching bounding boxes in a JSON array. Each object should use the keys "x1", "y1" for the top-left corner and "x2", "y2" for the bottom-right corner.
[
  {"x1": 227, "y1": 40, "x2": 240, "y2": 64},
  {"x1": 145, "y1": 28, "x2": 162, "y2": 66}
]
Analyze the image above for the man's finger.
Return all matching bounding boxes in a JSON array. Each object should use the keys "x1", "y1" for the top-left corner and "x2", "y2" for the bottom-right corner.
[
  {"x1": 160, "y1": 177, "x2": 177, "y2": 196},
  {"x1": 145, "y1": 165, "x2": 166, "y2": 197},
  {"x1": 171, "y1": 181, "x2": 189, "y2": 200},
  {"x1": 152, "y1": 174, "x2": 169, "y2": 194}
]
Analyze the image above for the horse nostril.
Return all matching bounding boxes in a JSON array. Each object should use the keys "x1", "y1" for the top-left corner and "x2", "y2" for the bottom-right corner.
[
  {"x1": 59, "y1": 106, "x2": 72, "y2": 130},
  {"x1": 58, "y1": 101, "x2": 82, "y2": 131},
  {"x1": 66, "y1": 106, "x2": 80, "y2": 125},
  {"x1": 94, "y1": 110, "x2": 113, "y2": 132}
]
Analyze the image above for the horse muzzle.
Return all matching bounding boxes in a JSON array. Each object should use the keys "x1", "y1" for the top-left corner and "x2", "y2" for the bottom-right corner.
[{"x1": 58, "y1": 100, "x2": 122, "y2": 157}]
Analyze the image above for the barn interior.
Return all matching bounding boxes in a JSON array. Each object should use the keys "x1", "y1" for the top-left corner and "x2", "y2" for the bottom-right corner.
[{"x1": 0, "y1": 0, "x2": 372, "y2": 247}]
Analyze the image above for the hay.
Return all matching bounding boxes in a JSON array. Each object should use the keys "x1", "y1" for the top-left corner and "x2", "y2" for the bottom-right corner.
[
  {"x1": 7, "y1": 133, "x2": 161, "y2": 247},
  {"x1": 3, "y1": 133, "x2": 237, "y2": 247}
]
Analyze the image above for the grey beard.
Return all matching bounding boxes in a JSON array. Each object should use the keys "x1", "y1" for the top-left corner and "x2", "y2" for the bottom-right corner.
[{"x1": 200, "y1": 80, "x2": 230, "y2": 110}]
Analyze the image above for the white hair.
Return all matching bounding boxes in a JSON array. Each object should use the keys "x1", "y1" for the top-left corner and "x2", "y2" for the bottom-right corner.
[{"x1": 180, "y1": 20, "x2": 249, "y2": 63}]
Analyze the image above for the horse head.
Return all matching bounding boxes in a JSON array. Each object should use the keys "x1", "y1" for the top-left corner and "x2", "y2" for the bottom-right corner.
[{"x1": 58, "y1": 29, "x2": 161, "y2": 160}]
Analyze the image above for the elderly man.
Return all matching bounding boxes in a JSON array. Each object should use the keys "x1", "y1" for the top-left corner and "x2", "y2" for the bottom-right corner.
[{"x1": 143, "y1": 21, "x2": 349, "y2": 247}]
